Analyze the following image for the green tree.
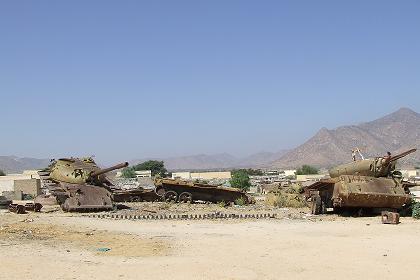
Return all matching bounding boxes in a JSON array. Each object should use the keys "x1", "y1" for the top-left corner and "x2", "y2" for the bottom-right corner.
[
  {"x1": 231, "y1": 168, "x2": 263, "y2": 176},
  {"x1": 121, "y1": 167, "x2": 136, "y2": 178},
  {"x1": 132, "y1": 160, "x2": 167, "y2": 177},
  {"x1": 0, "y1": 169, "x2": 5, "y2": 176},
  {"x1": 245, "y1": 168, "x2": 264, "y2": 176},
  {"x1": 296, "y1": 165, "x2": 319, "y2": 175},
  {"x1": 285, "y1": 175, "x2": 296, "y2": 180},
  {"x1": 230, "y1": 169, "x2": 251, "y2": 191}
]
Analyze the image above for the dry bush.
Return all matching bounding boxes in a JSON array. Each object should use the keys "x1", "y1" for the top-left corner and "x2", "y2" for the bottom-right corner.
[{"x1": 265, "y1": 183, "x2": 307, "y2": 208}]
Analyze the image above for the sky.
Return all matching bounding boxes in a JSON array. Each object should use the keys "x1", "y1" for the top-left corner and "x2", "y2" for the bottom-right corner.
[{"x1": 0, "y1": 0, "x2": 419, "y2": 164}]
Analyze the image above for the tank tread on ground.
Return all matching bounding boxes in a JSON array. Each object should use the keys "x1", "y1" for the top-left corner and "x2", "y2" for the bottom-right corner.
[
  {"x1": 303, "y1": 149, "x2": 417, "y2": 215},
  {"x1": 154, "y1": 178, "x2": 251, "y2": 204}
]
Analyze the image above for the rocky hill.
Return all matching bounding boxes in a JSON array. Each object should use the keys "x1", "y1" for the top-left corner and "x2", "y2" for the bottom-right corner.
[
  {"x1": 132, "y1": 150, "x2": 289, "y2": 171},
  {"x1": 0, "y1": 156, "x2": 50, "y2": 174},
  {"x1": 272, "y1": 107, "x2": 420, "y2": 168}
]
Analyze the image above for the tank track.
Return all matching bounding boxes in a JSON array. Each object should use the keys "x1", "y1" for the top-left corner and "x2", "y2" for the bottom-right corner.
[
  {"x1": 83, "y1": 212, "x2": 277, "y2": 221},
  {"x1": 37, "y1": 170, "x2": 60, "y2": 194}
]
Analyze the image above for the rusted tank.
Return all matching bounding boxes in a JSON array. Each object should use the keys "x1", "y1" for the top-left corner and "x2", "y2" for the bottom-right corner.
[
  {"x1": 304, "y1": 149, "x2": 416, "y2": 215},
  {"x1": 112, "y1": 188, "x2": 160, "y2": 202},
  {"x1": 39, "y1": 157, "x2": 128, "y2": 212},
  {"x1": 154, "y1": 178, "x2": 251, "y2": 204}
]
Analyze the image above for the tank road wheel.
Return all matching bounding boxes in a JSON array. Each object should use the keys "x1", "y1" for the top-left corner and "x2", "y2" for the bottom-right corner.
[
  {"x1": 164, "y1": 191, "x2": 178, "y2": 203},
  {"x1": 155, "y1": 186, "x2": 166, "y2": 197},
  {"x1": 130, "y1": 196, "x2": 142, "y2": 202},
  {"x1": 178, "y1": 192, "x2": 193, "y2": 203}
]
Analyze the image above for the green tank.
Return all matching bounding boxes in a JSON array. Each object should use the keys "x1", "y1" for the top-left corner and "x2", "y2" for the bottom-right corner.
[
  {"x1": 40, "y1": 157, "x2": 128, "y2": 212},
  {"x1": 304, "y1": 149, "x2": 417, "y2": 215}
]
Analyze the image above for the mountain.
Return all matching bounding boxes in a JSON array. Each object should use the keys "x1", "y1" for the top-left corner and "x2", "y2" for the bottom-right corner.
[
  {"x1": 132, "y1": 150, "x2": 289, "y2": 171},
  {"x1": 0, "y1": 156, "x2": 50, "y2": 174},
  {"x1": 272, "y1": 107, "x2": 420, "y2": 168}
]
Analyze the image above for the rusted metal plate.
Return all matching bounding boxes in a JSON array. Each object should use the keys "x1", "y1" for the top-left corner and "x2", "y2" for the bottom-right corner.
[
  {"x1": 381, "y1": 211, "x2": 400, "y2": 224},
  {"x1": 332, "y1": 176, "x2": 411, "y2": 208},
  {"x1": 61, "y1": 184, "x2": 113, "y2": 212},
  {"x1": 8, "y1": 204, "x2": 26, "y2": 214},
  {"x1": 8, "y1": 202, "x2": 43, "y2": 214},
  {"x1": 304, "y1": 175, "x2": 412, "y2": 213},
  {"x1": 23, "y1": 203, "x2": 43, "y2": 212},
  {"x1": 112, "y1": 188, "x2": 159, "y2": 202}
]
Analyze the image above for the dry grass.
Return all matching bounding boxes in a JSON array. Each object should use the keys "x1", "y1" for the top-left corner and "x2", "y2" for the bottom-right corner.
[{"x1": 265, "y1": 184, "x2": 307, "y2": 208}]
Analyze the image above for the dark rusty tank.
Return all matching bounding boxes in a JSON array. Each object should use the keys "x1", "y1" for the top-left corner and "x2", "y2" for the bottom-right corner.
[
  {"x1": 154, "y1": 178, "x2": 251, "y2": 204},
  {"x1": 39, "y1": 157, "x2": 128, "y2": 212},
  {"x1": 303, "y1": 149, "x2": 417, "y2": 215}
]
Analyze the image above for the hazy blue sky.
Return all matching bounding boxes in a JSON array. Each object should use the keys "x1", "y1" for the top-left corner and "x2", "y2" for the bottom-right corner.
[{"x1": 1, "y1": 0, "x2": 419, "y2": 163}]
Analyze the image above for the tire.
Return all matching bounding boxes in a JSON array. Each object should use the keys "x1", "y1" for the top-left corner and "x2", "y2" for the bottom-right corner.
[
  {"x1": 178, "y1": 192, "x2": 193, "y2": 203},
  {"x1": 155, "y1": 187, "x2": 166, "y2": 197},
  {"x1": 164, "y1": 191, "x2": 178, "y2": 203}
]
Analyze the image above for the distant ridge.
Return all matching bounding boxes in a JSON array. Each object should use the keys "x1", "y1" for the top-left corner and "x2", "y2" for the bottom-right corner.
[
  {"x1": 271, "y1": 107, "x2": 420, "y2": 168},
  {"x1": 2, "y1": 108, "x2": 419, "y2": 172},
  {"x1": 132, "y1": 150, "x2": 289, "y2": 171},
  {"x1": 0, "y1": 156, "x2": 50, "y2": 174}
]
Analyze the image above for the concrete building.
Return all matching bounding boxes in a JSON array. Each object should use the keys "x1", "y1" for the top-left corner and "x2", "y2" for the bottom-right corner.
[
  {"x1": 296, "y1": 174, "x2": 328, "y2": 182},
  {"x1": 14, "y1": 179, "x2": 41, "y2": 199},
  {"x1": 135, "y1": 170, "x2": 152, "y2": 178},
  {"x1": 172, "y1": 171, "x2": 231, "y2": 180},
  {"x1": 171, "y1": 172, "x2": 191, "y2": 180},
  {"x1": 263, "y1": 170, "x2": 279, "y2": 176},
  {"x1": 0, "y1": 170, "x2": 41, "y2": 199},
  {"x1": 400, "y1": 169, "x2": 418, "y2": 179},
  {"x1": 116, "y1": 170, "x2": 152, "y2": 178},
  {"x1": 284, "y1": 170, "x2": 297, "y2": 177}
]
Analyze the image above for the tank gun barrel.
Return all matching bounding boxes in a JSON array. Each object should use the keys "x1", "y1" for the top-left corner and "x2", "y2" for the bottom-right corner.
[
  {"x1": 388, "y1": 149, "x2": 417, "y2": 163},
  {"x1": 89, "y1": 162, "x2": 129, "y2": 178}
]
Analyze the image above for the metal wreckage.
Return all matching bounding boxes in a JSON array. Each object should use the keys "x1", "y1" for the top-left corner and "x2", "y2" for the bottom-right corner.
[
  {"x1": 37, "y1": 157, "x2": 129, "y2": 211},
  {"x1": 303, "y1": 149, "x2": 418, "y2": 216},
  {"x1": 5, "y1": 148, "x2": 418, "y2": 218},
  {"x1": 33, "y1": 157, "x2": 251, "y2": 212}
]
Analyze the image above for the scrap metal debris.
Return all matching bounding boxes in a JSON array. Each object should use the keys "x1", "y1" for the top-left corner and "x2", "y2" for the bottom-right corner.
[
  {"x1": 381, "y1": 211, "x2": 400, "y2": 224},
  {"x1": 8, "y1": 203, "x2": 43, "y2": 214}
]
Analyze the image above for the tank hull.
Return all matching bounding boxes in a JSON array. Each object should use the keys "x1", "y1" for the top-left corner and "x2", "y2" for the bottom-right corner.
[
  {"x1": 304, "y1": 175, "x2": 412, "y2": 214},
  {"x1": 155, "y1": 179, "x2": 250, "y2": 204},
  {"x1": 59, "y1": 184, "x2": 114, "y2": 212}
]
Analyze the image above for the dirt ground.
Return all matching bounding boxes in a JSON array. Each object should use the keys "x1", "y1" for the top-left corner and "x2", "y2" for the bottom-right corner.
[{"x1": 1, "y1": 205, "x2": 420, "y2": 280}]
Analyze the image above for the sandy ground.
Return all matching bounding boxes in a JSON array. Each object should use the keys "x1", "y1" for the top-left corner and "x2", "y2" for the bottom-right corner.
[{"x1": 1, "y1": 208, "x2": 420, "y2": 280}]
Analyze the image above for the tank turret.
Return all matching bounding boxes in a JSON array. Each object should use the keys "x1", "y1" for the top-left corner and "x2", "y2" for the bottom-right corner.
[
  {"x1": 329, "y1": 149, "x2": 416, "y2": 178},
  {"x1": 49, "y1": 157, "x2": 128, "y2": 186}
]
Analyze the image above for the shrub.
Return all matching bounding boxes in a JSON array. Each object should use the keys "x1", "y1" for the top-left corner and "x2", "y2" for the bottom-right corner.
[
  {"x1": 121, "y1": 167, "x2": 136, "y2": 178},
  {"x1": 218, "y1": 201, "x2": 228, "y2": 208},
  {"x1": 265, "y1": 193, "x2": 307, "y2": 208},
  {"x1": 412, "y1": 202, "x2": 420, "y2": 219},
  {"x1": 296, "y1": 165, "x2": 319, "y2": 175},
  {"x1": 234, "y1": 196, "x2": 246, "y2": 206},
  {"x1": 230, "y1": 170, "x2": 251, "y2": 191}
]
